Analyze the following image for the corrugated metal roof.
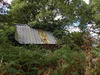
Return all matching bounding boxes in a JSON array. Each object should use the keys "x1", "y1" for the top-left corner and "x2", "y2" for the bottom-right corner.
[{"x1": 15, "y1": 25, "x2": 57, "y2": 44}]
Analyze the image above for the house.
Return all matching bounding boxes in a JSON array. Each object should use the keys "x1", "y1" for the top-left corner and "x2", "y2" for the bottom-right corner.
[{"x1": 15, "y1": 24, "x2": 58, "y2": 49}]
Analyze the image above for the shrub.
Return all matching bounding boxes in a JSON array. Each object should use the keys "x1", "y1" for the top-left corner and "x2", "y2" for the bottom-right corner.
[{"x1": 0, "y1": 46, "x2": 86, "y2": 75}]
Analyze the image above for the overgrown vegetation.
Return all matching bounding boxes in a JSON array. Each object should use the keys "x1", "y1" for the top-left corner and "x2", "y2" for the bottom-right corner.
[
  {"x1": 0, "y1": 24, "x2": 99, "y2": 75},
  {"x1": 0, "y1": 0, "x2": 100, "y2": 75}
]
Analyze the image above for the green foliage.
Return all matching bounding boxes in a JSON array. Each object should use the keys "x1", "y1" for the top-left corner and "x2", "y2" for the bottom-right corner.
[
  {"x1": 0, "y1": 15, "x2": 7, "y2": 23},
  {"x1": 9, "y1": 0, "x2": 68, "y2": 37},
  {"x1": 89, "y1": 0, "x2": 100, "y2": 28},
  {"x1": 61, "y1": 32, "x2": 83, "y2": 50},
  {"x1": 92, "y1": 47, "x2": 100, "y2": 57},
  {"x1": 9, "y1": 0, "x2": 91, "y2": 31},
  {"x1": 53, "y1": 29, "x2": 66, "y2": 39},
  {"x1": 0, "y1": 26, "x2": 99, "y2": 75},
  {"x1": 0, "y1": 0, "x2": 100, "y2": 75},
  {"x1": 0, "y1": 45, "x2": 85, "y2": 75},
  {"x1": 0, "y1": 24, "x2": 15, "y2": 48}
]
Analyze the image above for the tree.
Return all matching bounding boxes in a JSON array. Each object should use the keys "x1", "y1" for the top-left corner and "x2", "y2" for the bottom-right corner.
[
  {"x1": 89, "y1": 0, "x2": 100, "y2": 28},
  {"x1": 9, "y1": 0, "x2": 90, "y2": 30},
  {"x1": 9, "y1": 0, "x2": 65, "y2": 31}
]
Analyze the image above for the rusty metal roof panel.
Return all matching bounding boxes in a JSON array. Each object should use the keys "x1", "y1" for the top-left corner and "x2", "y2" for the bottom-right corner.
[
  {"x1": 33, "y1": 29, "x2": 43, "y2": 44},
  {"x1": 15, "y1": 25, "x2": 57, "y2": 44},
  {"x1": 45, "y1": 31, "x2": 57, "y2": 44}
]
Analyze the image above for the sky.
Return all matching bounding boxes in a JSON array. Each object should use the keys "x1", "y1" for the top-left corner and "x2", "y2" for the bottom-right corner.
[
  {"x1": 4, "y1": 0, "x2": 12, "y2": 4},
  {"x1": 84, "y1": 0, "x2": 89, "y2": 4},
  {"x1": 0, "y1": 0, "x2": 12, "y2": 7}
]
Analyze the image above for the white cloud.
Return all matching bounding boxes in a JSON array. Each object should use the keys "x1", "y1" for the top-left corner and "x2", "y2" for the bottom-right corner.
[
  {"x1": 54, "y1": 15, "x2": 62, "y2": 20},
  {"x1": 84, "y1": 0, "x2": 89, "y2": 4},
  {"x1": 0, "y1": 3, "x2": 3, "y2": 7},
  {"x1": 4, "y1": 0, "x2": 12, "y2": 4},
  {"x1": 67, "y1": 26, "x2": 80, "y2": 33}
]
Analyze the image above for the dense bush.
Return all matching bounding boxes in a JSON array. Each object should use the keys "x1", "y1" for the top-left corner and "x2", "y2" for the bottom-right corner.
[
  {"x1": 0, "y1": 24, "x2": 100, "y2": 75},
  {"x1": 61, "y1": 32, "x2": 83, "y2": 51},
  {"x1": 0, "y1": 45, "x2": 86, "y2": 75},
  {"x1": 0, "y1": 24, "x2": 15, "y2": 48},
  {"x1": 0, "y1": 45, "x2": 100, "y2": 75},
  {"x1": 0, "y1": 23, "x2": 100, "y2": 75}
]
